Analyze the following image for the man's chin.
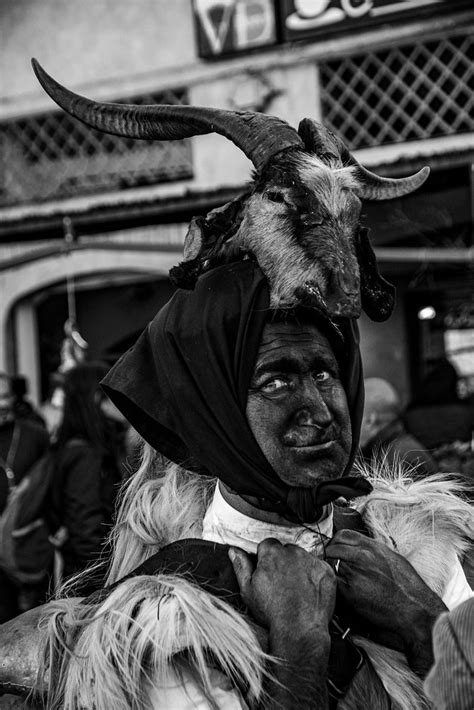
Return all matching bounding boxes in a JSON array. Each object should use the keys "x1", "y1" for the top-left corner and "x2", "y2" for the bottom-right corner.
[{"x1": 277, "y1": 445, "x2": 350, "y2": 487}]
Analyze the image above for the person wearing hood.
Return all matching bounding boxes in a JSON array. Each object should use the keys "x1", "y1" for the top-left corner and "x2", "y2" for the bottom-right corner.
[
  {"x1": 7, "y1": 60, "x2": 470, "y2": 709},
  {"x1": 4, "y1": 261, "x2": 463, "y2": 710}
]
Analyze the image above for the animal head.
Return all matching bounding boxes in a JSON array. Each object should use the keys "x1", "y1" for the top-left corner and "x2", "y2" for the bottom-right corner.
[
  {"x1": 238, "y1": 149, "x2": 364, "y2": 317},
  {"x1": 32, "y1": 59, "x2": 429, "y2": 321}
]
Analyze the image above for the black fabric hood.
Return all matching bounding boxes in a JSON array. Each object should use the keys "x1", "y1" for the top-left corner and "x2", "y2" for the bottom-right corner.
[{"x1": 102, "y1": 261, "x2": 370, "y2": 522}]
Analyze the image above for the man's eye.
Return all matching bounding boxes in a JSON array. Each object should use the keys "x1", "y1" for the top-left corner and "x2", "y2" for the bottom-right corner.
[
  {"x1": 312, "y1": 370, "x2": 331, "y2": 383},
  {"x1": 260, "y1": 377, "x2": 290, "y2": 394}
]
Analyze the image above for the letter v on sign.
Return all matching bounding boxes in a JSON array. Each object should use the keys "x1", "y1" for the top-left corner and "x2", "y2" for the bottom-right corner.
[{"x1": 195, "y1": 0, "x2": 236, "y2": 55}]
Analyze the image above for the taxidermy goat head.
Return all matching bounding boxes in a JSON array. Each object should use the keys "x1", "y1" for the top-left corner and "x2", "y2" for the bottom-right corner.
[{"x1": 32, "y1": 59, "x2": 429, "y2": 321}]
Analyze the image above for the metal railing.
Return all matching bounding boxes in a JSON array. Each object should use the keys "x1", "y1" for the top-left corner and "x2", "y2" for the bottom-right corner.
[{"x1": 320, "y1": 32, "x2": 474, "y2": 149}]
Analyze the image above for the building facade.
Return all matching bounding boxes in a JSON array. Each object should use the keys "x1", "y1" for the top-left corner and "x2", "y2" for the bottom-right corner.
[{"x1": 1, "y1": 0, "x2": 473, "y2": 406}]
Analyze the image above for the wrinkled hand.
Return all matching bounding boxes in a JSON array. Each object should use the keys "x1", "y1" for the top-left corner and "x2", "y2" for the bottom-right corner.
[
  {"x1": 230, "y1": 540, "x2": 337, "y2": 707},
  {"x1": 229, "y1": 538, "x2": 336, "y2": 636},
  {"x1": 326, "y1": 530, "x2": 446, "y2": 673}
]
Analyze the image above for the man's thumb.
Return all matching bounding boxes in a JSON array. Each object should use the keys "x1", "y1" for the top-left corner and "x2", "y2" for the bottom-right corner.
[{"x1": 229, "y1": 547, "x2": 253, "y2": 595}]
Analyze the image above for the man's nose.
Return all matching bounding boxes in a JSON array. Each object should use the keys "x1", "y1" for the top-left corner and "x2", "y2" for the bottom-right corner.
[{"x1": 293, "y1": 381, "x2": 332, "y2": 428}]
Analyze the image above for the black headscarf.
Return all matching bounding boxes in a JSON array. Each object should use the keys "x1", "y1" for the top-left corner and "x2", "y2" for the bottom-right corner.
[{"x1": 102, "y1": 261, "x2": 370, "y2": 522}]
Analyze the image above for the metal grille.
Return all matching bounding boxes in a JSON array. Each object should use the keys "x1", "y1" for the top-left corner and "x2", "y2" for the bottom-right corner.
[
  {"x1": 0, "y1": 89, "x2": 193, "y2": 206},
  {"x1": 320, "y1": 33, "x2": 474, "y2": 149}
]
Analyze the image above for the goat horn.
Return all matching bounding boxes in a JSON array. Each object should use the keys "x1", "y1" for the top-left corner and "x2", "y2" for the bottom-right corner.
[
  {"x1": 298, "y1": 118, "x2": 343, "y2": 167},
  {"x1": 299, "y1": 118, "x2": 429, "y2": 198},
  {"x1": 350, "y1": 162, "x2": 430, "y2": 200},
  {"x1": 329, "y1": 129, "x2": 430, "y2": 199},
  {"x1": 31, "y1": 59, "x2": 303, "y2": 173}
]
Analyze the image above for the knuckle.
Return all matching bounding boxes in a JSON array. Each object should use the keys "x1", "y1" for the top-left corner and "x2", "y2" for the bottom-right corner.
[
  {"x1": 320, "y1": 559, "x2": 335, "y2": 576},
  {"x1": 258, "y1": 537, "x2": 282, "y2": 557},
  {"x1": 285, "y1": 542, "x2": 308, "y2": 559},
  {"x1": 334, "y1": 529, "x2": 358, "y2": 543},
  {"x1": 259, "y1": 537, "x2": 281, "y2": 550}
]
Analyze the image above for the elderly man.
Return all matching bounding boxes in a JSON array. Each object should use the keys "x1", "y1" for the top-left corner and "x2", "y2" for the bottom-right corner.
[
  {"x1": 1, "y1": 263, "x2": 473, "y2": 709},
  {"x1": 2, "y1": 261, "x2": 462, "y2": 710}
]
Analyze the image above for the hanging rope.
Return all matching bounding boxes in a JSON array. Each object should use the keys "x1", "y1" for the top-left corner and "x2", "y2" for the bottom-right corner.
[
  {"x1": 59, "y1": 216, "x2": 88, "y2": 372},
  {"x1": 63, "y1": 216, "x2": 77, "y2": 325}
]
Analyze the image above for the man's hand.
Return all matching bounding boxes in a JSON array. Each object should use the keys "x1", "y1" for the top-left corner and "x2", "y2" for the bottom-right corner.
[
  {"x1": 229, "y1": 539, "x2": 336, "y2": 709},
  {"x1": 326, "y1": 530, "x2": 447, "y2": 675},
  {"x1": 229, "y1": 538, "x2": 336, "y2": 635}
]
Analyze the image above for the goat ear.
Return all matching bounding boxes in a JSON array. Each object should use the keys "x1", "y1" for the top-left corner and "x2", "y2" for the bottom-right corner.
[
  {"x1": 169, "y1": 194, "x2": 249, "y2": 289},
  {"x1": 169, "y1": 217, "x2": 205, "y2": 289},
  {"x1": 204, "y1": 193, "x2": 249, "y2": 239},
  {"x1": 183, "y1": 216, "x2": 205, "y2": 261},
  {"x1": 356, "y1": 227, "x2": 396, "y2": 322}
]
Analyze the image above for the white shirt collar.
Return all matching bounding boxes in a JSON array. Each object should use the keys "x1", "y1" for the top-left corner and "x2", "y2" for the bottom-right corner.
[{"x1": 202, "y1": 483, "x2": 333, "y2": 555}]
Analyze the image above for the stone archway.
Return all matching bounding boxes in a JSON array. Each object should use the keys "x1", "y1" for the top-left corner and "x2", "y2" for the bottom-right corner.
[{"x1": 0, "y1": 245, "x2": 181, "y2": 402}]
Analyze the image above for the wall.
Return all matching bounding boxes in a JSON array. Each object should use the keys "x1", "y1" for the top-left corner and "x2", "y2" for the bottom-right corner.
[
  {"x1": 1, "y1": 0, "x2": 196, "y2": 105},
  {"x1": 190, "y1": 62, "x2": 320, "y2": 188}
]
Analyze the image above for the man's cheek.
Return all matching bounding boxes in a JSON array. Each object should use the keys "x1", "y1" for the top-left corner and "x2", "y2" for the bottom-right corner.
[{"x1": 340, "y1": 423, "x2": 352, "y2": 455}]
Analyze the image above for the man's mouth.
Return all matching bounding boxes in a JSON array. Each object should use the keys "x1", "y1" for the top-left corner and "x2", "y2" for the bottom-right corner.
[{"x1": 282, "y1": 427, "x2": 336, "y2": 448}]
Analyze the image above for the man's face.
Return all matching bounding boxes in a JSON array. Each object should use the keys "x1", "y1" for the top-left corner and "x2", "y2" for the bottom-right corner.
[
  {"x1": 0, "y1": 377, "x2": 14, "y2": 427},
  {"x1": 246, "y1": 322, "x2": 352, "y2": 487}
]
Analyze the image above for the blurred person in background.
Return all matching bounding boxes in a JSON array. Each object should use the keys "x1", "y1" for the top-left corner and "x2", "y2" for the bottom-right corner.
[
  {"x1": 40, "y1": 382, "x2": 65, "y2": 441},
  {"x1": 49, "y1": 362, "x2": 126, "y2": 581},
  {"x1": 360, "y1": 377, "x2": 437, "y2": 478},
  {"x1": 10, "y1": 375, "x2": 46, "y2": 429},
  {"x1": 0, "y1": 372, "x2": 50, "y2": 622}
]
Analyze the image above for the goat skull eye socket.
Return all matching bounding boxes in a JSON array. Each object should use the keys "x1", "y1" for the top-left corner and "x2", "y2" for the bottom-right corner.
[
  {"x1": 265, "y1": 190, "x2": 285, "y2": 203},
  {"x1": 303, "y1": 215, "x2": 323, "y2": 226}
]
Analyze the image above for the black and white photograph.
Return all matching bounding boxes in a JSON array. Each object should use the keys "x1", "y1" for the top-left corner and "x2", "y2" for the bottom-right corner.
[{"x1": 0, "y1": 1, "x2": 473, "y2": 708}]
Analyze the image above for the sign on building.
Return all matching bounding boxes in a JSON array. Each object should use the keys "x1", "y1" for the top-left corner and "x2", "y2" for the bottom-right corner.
[
  {"x1": 280, "y1": 0, "x2": 468, "y2": 42},
  {"x1": 194, "y1": 0, "x2": 277, "y2": 58}
]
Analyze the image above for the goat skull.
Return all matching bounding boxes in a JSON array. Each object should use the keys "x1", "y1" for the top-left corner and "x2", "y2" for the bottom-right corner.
[{"x1": 32, "y1": 59, "x2": 429, "y2": 321}]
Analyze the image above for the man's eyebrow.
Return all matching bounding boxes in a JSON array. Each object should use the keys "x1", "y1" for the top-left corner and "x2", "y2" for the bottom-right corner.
[
  {"x1": 253, "y1": 356, "x2": 299, "y2": 378},
  {"x1": 252, "y1": 352, "x2": 337, "y2": 379}
]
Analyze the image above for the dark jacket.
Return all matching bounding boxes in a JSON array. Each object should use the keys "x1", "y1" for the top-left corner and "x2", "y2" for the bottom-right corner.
[
  {"x1": 0, "y1": 420, "x2": 50, "y2": 513},
  {"x1": 52, "y1": 440, "x2": 118, "y2": 578},
  {"x1": 0, "y1": 419, "x2": 50, "y2": 622},
  {"x1": 362, "y1": 419, "x2": 437, "y2": 478}
]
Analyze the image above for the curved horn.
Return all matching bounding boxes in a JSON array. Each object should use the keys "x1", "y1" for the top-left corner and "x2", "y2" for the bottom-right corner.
[
  {"x1": 350, "y1": 162, "x2": 430, "y2": 200},
  {"x1": 31, "y1": 59, "x2": 303, "y2": 173},
  {"x1": 329, "y1": 128, "x2": 430, "y2": 200},
  {"x1": 299, "y1": 118, "x2": 430, "y2": 200}
]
